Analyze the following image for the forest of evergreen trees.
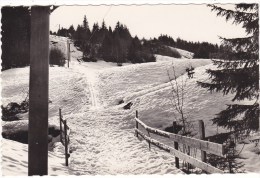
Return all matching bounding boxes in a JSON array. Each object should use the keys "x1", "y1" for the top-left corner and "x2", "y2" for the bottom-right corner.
[
  {"x1": 1, "y1": 8, "x2": 222, "y2": 70},
  {"x1": 55, "y1": 15, "x2": 221, "y2": 64},
  {"x1": 54, "y1": 16, "x2": 156, "y2": 65}
]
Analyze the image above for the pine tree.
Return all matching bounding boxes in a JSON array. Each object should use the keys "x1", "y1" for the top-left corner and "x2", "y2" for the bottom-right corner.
[
  {"x1": 91, "y1": 22, "x2": 100, "y2": 44},
  {"x1": 100, "y1": 33, "x2": 113, "y2": 61},
  {"x1": 73, "y1": 25, "x2": 84, "y2": 47},
  {"x1": 68, "y1": 25, "x2": 75, "y2": 37},
  {"x1": 98, "y1": 20, "x2": 108, "y2": 43},
  {"x1": 101, "y1": 20, "x2": 107, "y2": 30},
  {"x1": 198, "y1": 4, "x2": 259, "y2": 134},
  {"x1": 83, "y1": 15, "x2": 89, "y2": 30},
  {"x1": 128, "y1": 36, "x2": 142, "y2": 63}
]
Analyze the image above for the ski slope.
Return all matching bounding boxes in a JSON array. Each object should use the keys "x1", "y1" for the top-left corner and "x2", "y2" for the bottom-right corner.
[{"x1": 1, "y1": 36, "x2": 259, "y2": 175}]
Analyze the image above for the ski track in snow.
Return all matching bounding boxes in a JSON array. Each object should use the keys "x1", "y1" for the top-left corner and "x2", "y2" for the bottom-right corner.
[
  {"x1": 2, "y1": 36, "x2": 259, "y2": 175},
  {"x1": 88, "y1": 73, "x2": 99, "y2": 109},
  {"x1": 63, "y1": 41, "x2": 183, "y2": 175}
]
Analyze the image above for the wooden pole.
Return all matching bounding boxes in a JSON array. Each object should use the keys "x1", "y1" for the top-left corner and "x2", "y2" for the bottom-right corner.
[
  {"x1": 173, "y1": 121, "x2": 179, "y2": 169},
  {"x1": 135, "y1": 110, "x2": 139, "y2": 137},
  {"x1": 64, "y1": 120, "x2": 69, "y2": 166},
  {"x1": 59, "y1": 108, "x2": 62, "y2": 143},
  {"x1": 28, "y1": 6, "x2": 50, "y2": 176},
  {"x1": 198, "y1": 120, "x2": 206, "y2": 163},
  {"x1": 147, "y1": 131, "x2": 151, "y2": 150},
  {"x1": 187, "y1": 146, "x2": 191, "y2": 172},
  {"x1": 67, "y1": 40, "x2": 70, "y2": 68}
]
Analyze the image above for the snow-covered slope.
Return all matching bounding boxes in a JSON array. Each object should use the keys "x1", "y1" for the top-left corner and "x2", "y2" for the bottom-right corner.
[
  {"x1": 168, "y1": 46, "x2": 194, "y2": 59},
  {"x1": 1, "y1": 138, "x2": 70, "y2": 176},
  {"x1": 2, "y1": 36, "x2": 259, "y2": 175},
  {"x1": 96, "y1": 57, "x2": 259, "y2": 173}
]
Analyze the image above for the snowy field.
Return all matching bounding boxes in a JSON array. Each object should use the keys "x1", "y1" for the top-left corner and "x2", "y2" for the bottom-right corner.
[{"x1": 1, "y1": 36, "x2": 259, "y2": 175}]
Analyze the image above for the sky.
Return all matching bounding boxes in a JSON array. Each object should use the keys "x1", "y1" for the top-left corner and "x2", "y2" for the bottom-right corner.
[{"x1": 50, "y1": 4, "x2": 247, "y2": 45}]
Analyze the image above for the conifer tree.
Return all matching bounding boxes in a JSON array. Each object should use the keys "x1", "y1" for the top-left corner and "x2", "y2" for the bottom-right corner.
[
  {"x1": 83, "y1": 15, "x2": 89, "y2": 30},
  {"x1": 128, "y1": 36, "x2": 142, "y2": 63},
  {"x1": 198, "y1": 4, "x2": 259, "y2": 133},
  {"x1": 90, "y1": 22, "x2": 100, "y2": 44},
  {"x1": 101, "y1": 20, "x2": 107, "y2": 30},
  {"x1": 100, "y1": 33, "x2": 113, "y2": 61},
  {"x1": 68, "y1": 25, "x2": 75, "y2": 37}
]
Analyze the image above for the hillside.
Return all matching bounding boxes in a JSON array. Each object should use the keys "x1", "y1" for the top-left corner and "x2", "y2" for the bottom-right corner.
[
  {"x1": 1, "y1": 36, "x2": 259, "y2": 175},
  {"x1": 168, "y1": 46, "x2": 194, "y2": 59}
]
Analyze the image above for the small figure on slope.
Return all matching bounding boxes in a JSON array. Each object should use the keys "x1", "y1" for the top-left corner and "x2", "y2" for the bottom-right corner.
[{"x1": 186, "y1": 66, "x2": 195, "y2": 79}]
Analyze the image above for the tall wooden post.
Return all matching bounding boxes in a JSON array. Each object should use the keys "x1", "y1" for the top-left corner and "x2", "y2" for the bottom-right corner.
[
  {"x1": 64, "y1": 120, "x2": 69, "y2": 166},
  {"x1": 59, "y1": 108, "x2": 62, "y2": 143},
  {"x1": 67, "y1": 40, "x2": 70, "y2": 68},
  {"x1": 173, "y1": 121, "x2": 179, "y2": 169},
  {"x1": 28, "y1": 6, "x2": 50, "y2": 176},
  {"x1": 198, "y1": 120, "x2": 206, "y2": 163},
  {"x1": 135, "y1": 110, "x2": 139, "y2": 137}
]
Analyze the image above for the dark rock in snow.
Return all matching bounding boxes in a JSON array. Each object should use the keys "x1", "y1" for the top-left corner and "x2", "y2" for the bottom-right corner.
[
  {"x1": 123, "y1": 102, "x2": 133, "y2": 110},
  {"x1": 164, "y1": 124, "x2": 182, "y2": 133},
  {"x1": 118, "y1": 100, "x2": 124, "y2": 105}
]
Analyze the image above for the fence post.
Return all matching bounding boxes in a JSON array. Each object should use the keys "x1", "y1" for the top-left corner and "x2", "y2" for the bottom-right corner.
[
  {"x1": 187, "y1": 146, "x2": 191, "y2": 172},
  {"x1": 59, "y1": 108, "x2": 62, "y2": 142},
  {"x1": 64, "y1": 120, "x2": 69, "y2": 166},
  {"x1": 135, "y1": 110, "x2": 139, "y2": 137},
  {"x1": 147, "y1": 131, "x2": 151, "y2": 150},
  {"x1": 173, "y1": 121, "x2": 179, "y2": 169},
  {"x1": 67, "y1": 40, "x2": 70, "y2": 68},
  {"x1": 199, "y1": 120, "x2": 206, "y2": 163}
]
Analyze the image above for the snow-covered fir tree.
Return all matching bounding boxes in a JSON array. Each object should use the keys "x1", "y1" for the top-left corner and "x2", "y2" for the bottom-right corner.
[{"x1": 198, "y1": 4, "x2": 259, "y2": 134}]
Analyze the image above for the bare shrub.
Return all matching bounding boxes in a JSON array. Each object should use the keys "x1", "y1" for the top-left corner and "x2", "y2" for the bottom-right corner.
[{"x1": 50, "y1": 47, "x2": 66, "y2": 66}]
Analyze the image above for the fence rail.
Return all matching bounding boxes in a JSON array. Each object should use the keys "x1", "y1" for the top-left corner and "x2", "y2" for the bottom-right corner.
[
  {"x1": 135, "y1": 117, "x2": 225, "y2": 157},
  {"x1": 59, "y1": 108, "x2": 70, "y2": 166},
  {"x1": 134, "y1": 110, "x2": 226, "y2": 174}
]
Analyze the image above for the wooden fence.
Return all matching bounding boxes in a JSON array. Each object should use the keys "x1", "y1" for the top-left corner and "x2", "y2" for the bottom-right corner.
[
  {"x1": 134, "y1": 110, "x2": 226, "y2": 174},
  {"x1": 59, "y1": 108, "x2": 70, "y2": 166}
]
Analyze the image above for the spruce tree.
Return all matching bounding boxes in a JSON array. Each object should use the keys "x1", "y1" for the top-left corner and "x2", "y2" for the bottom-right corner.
[
  {"x1": 91, "y1": 22, "x2": 99, "y2": 44},
  {"x1": 198, "y1": 4, "x2": 259, "y2": 134},
  {"x1": 83, "y1": 15, "x2": 89, "y2": 30},
  {"x1": 68, "y1": 25, "x2": 75, "y2": 37},
  {"x1": 100, "y1": 33, "x2": 113, "y2": 61},
  {"x1": 101, "y1": 20, "x2": 107, "y2": 30},
  {"x1": 128, "y1": 36, "x2": 142, "y2": 63}
]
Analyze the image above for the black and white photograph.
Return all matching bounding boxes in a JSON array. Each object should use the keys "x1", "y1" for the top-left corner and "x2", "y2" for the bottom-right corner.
[{"x1": 1, "y1": 0, "x2": 259, "y2": 176}]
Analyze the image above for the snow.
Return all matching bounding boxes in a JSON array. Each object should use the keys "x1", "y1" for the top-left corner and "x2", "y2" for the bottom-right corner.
[
  {"x1": 1, "y1": 35, "x2": 259, "y2": 175},
  {"x1": 1, "y1": 138, "x2": 70, "y2": 176},
  {"x1": 236, "y1": 136, "x2": 260, "y2": 173},
  {"x1": 167, "y1": 46, "x2": 194, "y2": 59},
  {"x1": 2, "y1": 120, "x2": 28, "y2": 133},
  {"x1": 155, "y1": 54, "x2": 180, "y2": 61}
]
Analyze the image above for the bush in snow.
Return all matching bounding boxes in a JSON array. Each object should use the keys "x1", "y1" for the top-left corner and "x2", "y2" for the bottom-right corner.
[
  {"x1": 2, "y1": 92, "x2": 29, "y2": 121},
  {"x1": 167, "y1": 66, "x2": 194, "y2": 136},
  {"x1": 50, "y1": 47, "x2": 66, "y2": 67},
  {"x1": 2, "y1": 120, "x2": 60, "y2": 144}
]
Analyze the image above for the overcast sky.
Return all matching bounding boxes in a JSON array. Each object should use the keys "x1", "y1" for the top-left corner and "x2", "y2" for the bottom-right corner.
[{"x1": 50, "y1": 4, "x2": 247, "y2": 45}]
